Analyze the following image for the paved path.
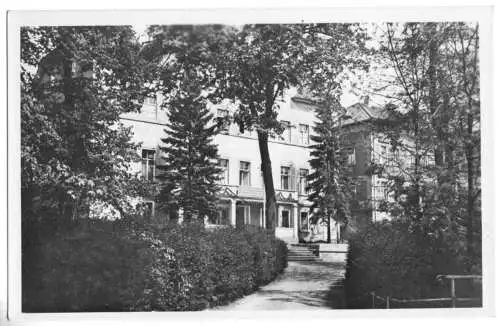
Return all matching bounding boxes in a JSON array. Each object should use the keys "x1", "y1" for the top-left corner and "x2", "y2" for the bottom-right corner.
[{"x1": 215, "y1": 261, "x2": 346, "y2": 310}]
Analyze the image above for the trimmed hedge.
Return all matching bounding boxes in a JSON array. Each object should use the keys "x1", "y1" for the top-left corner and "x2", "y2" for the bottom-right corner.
[
  {"x1": 22, "y1": 220, "x2": 287, "y2": 312},
  {"x1": 344, "y1": 221, "x2": 481, "y2": 309}
]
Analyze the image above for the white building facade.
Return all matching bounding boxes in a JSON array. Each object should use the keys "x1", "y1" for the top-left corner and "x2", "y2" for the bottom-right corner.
[{"x1": 120, "y1": 90, "x2": 338, "y2": 243}]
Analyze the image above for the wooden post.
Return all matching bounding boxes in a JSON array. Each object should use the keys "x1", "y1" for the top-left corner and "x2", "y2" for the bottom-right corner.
[
  {"x1": 451, "y1": 278, "x2": 456, "y2": 308},
  {"x1": 386, "y1": 296, "x2": 390, "y2": 309},
  {"x1": 371, "y1": 292, "x2": 375, "y2": 309}
]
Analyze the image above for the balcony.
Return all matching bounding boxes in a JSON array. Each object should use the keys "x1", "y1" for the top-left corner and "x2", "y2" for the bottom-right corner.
[
  {"x1": 275, "y1": 189, "x2": 298, "y2": 202},
  {"x1": 217, "y1": 185, "x2": 300, "y2": 203},
  {"x1": 239, "y1": 186, "x2": 265, "y2": 199}
]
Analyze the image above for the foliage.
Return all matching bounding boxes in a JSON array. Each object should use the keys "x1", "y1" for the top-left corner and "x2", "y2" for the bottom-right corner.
[
  {"x1": 370, "y1": 22, "x2": 480, "y2": 269},
  {"x1": 307, "y1": 97, "x2": 355, "y2": 241},
  {"x1": 155, "y1": 74, "x2": 222, "y2": 221},
  {"x1": 344, "y1": 221, "x2": 481, "y2": 309},
  {"x1": 23, "y1": 220, "x2": 287, "y2": 312},
  {"x1": 214, "y1": 24, "x2": 369, "y2": 229},
  {"x1": 143, "y1": 24, "x2": 369, "y2": 229},
  {"x1": 21, "y1": 26, "x2": 150, "y2": 223}
]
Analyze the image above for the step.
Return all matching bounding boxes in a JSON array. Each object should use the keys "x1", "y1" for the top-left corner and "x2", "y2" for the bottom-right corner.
[
  {"x1": 288, "y1": 249, "x2": 319, "y2": 255},
  {"x1": 288, "y1": 254, "x2": 317, "y2": 258},
  {"x1": 288, "y1": 251, "x2": 315, "y2": 255},
  {"x1": 288, "y1": 257, "x2": 318, "y2": 261}
]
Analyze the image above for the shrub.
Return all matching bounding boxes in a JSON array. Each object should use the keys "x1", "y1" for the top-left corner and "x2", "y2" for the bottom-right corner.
[
  {"x1": 344, "y1": 221, "x2": 479, "y2": 309},
  {"x1": 23, "y1": 219, "x2": 287, "y2": 312}
]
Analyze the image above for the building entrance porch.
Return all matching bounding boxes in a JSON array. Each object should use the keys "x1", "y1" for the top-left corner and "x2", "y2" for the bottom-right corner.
[
  {"x1": 275, "y1": 203, "x2": 299, "y2": 243},
  {"x1": 214, "y1": 198, "x2": 305, "y2": 244}
]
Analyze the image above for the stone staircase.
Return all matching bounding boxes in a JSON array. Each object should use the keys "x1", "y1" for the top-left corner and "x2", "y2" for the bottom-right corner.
[{"x1": 287, "y1": 244, "x2": 319, "y2": 262}]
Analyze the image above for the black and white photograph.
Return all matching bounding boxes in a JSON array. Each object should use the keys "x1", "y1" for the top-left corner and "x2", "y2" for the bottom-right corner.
[{"x1": 3, "y1": 3, "x2": 496, "y2": 323}]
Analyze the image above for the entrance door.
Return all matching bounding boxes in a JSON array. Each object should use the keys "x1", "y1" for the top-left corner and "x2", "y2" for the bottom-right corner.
[
  {"x1": 236, "y1": 206, "x2": 246, "y2": 228},
  {"x1": 280, "y1": 209, "x2": 290, "y2": 228}
]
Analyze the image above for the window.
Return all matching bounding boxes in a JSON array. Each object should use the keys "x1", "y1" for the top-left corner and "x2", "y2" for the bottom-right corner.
[
  {"x1": 239, "y1": 161, "x2": 251, "y2": 186},
  {"x1": 217, "y1": 109, "x2": 230, "y2": 134},
  {"x1": 299, "y1": 124, "x2": 309, "y2": 145},
  {"x1": 144, "y1": 96, "x2": 157, "y2": 106},
  {"x1": 144, "y1": 201, "x2": 154, "y2": 218},
  {"x1": 141, "y1": 149, "x2": 155, "y2": 181},
  {"x1": 71, "y1": 61, "x2": 80, "y2": 77},
  {"x1": 211, "y1": 206, "x2": 229, "y2": 225},
  {"x1": 374, "y1": 181, "x2": 389, "y2": 202},
  {"x1": 300, "y1": 211, "x2": 309, "y2": 231},
  {"x1": 280, "y1": 166, "x2": 291, "y2": 190},
  {"x1": 348, "y1": 148, "x2": 356, "y2": 166},
  {"x1": 218, "y1": 159, "x2": 229, "y2": 184},
  {"x1": 281, "y1": 209, "x2": 291, "y2": 228},
  {"x1": 382, "y1": 181, "x2": 390, "y2": 201},
  {"x1": 380, "y1": 145, "x2": 388, "y2": 164},
  {"x1": 299, "y1": 169, "x2": 309, "y2": 195},
  {"x1": 279, "y1": 121, "x2": 291, "y2": 143},
  {"x1": 355, "y1": 179, "x2": 368, "y2": 201}
]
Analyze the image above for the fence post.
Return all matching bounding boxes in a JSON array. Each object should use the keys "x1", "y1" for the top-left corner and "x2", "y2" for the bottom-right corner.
[
  {"x1": 386, "y1": 296, "x2": 390, "y2": 309},
  {"x1": 371, "y1": 292, "x2": 375, "y2": 309},
  {"x1": 450, "y1": 278, "x2": 456, "y2": 308}
]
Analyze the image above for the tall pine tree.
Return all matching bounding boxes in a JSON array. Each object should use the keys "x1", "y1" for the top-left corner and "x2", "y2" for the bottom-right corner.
[
  {"x1": 156, "y1": 76, "x2": 222, "y2": 222},
  {"x1": 307, "y1": 98, "x2": 354, "y2": 243}
]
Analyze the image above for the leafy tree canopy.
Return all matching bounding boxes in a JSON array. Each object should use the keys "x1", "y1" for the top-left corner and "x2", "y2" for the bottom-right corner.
[{"x1": 21, "y1": 26, "x2": 150, "y2": 222}]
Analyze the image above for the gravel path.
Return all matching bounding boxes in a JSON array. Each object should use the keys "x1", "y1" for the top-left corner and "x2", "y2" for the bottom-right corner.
[{"x1": 214, "y1": 260, "x2": 346, "y2": 310}]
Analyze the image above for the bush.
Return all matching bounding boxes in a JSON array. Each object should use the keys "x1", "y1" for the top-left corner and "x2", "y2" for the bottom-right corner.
[
  {"x1": 23, "y1": 219, "x2": 287, "y2": 312},
  {"x1": 344, "y1": 221, "x2": 480, "y2": 309}
]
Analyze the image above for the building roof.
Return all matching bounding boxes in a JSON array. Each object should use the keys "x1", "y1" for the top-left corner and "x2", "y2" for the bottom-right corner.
[{"x1": 343, "y1": 102, "x2": 389, "y2": 126}]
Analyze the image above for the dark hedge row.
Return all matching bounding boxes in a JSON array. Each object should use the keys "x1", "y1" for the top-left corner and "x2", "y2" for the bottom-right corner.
[
  {"x1": 22, "y1": 220, "x2": 288, "y2": 312},
  {"x1": 344, "y1": 221, "x2": 482, "y2": 309}
]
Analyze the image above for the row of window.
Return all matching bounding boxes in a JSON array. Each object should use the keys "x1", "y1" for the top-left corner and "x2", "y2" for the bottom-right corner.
[
  {"x1": 141, "y1": 149, "x2": 310, "y2": 194},
  {"x1": 216, "y1": 109, "x2": 311, "y2": 145},
  {"x1": 378, "y1": 144, "x2": 433, "y2": 167},
  {"x1": 217, "y1": 158, "x2": 310, "y2": 193},
  {"x1": 209, "y1": 205, "x2": 311, "y2": 230}
]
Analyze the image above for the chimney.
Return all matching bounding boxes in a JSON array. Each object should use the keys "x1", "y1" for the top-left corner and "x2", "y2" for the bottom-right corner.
[{"x1": 363, "y1": 95, "x2": 370, "y2": 105}]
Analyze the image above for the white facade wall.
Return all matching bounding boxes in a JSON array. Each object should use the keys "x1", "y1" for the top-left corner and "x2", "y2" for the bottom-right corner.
[{"x1": 119, "y1": 89, "x2": 337, "y2": 243}]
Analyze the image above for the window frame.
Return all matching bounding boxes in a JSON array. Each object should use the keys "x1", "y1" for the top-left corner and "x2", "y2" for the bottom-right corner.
[
  {"x1": 144, "y1": 201, "x2": 155, "y2": 219},
  {"x1": 217, "y1": 108, "x2": 230, "y2": 134},
  {"x1": 280, "y1": 209, "x2": 291, "y2": 228},
  {"x1": 348, "y1": 147, "x2": 356, "y2": 167},
  {"x1": 144, "y1": 96, "x2": 157, "y2": 106},
  {"x1": 299, "y1": 123, "x2": 310, "y2": 145},
  {"x1": 141, "y1": 149, "x2": 156, "y2": 181},
  {"x1": 280, "y1": 166, "x2": 291, "y2": 190},
  {"x1": 279, "y1": 120, "x2": 292, "y2": 143},
  {"x1": 300, "y1": 211, "x2": 309, "y2": 232},
  {"x1": 299, "y1": 168, "x2": 309, "y2": 195},
  {"x1": 218, "y1": 158, "x2": 230, "y2": 184},
  {"x1": 212, "y1": 205, "x2": 230, "y2": 225},
  {"x1": 239, "y1": 161, "x2": 251, "y2": 186}
]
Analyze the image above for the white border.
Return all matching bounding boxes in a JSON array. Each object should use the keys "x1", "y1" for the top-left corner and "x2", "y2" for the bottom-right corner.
[{"x1": 3, "y1": 3, "x2": 497, "y2": 326}]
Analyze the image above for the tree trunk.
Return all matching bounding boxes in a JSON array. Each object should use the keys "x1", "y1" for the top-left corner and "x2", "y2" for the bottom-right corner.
[
  {"x1": 427, "y1": 24, "x2": 445, "y2": 169},
  {"x1": 465, "y1": 110, "x2": 475, "y2": 272},
  {"x1": 327, "y1": 213, "x2": 331, "y2": 243},
  {"x1": 257, "y1": 131, "x2": 277, "y2": 230}
]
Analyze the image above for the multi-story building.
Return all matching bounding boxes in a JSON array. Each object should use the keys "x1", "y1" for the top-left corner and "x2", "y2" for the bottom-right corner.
[
  {"x1": 120, "y1": 89, "x2": 345, "y2": 243},
  {"x1": 33, "y1": 48, "x2": 419, "y2": 243},
  {"x1": 342, "y1": 99, "x2": 434, "y2": 226},
  {"x1": 120, "y1": 91, "x2": 417, "y2": 243}
]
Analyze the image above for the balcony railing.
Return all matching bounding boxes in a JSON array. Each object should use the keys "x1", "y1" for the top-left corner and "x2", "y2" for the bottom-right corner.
[
  {"x1": 275, "y1": 189, "x2": 298, "y2": 202},
  {"x1": 217, "y1": 184, "x2": 301, "y2": 202},
  {"x1": 239, "y1": 186, "x2": 265, "y2": 199}
]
